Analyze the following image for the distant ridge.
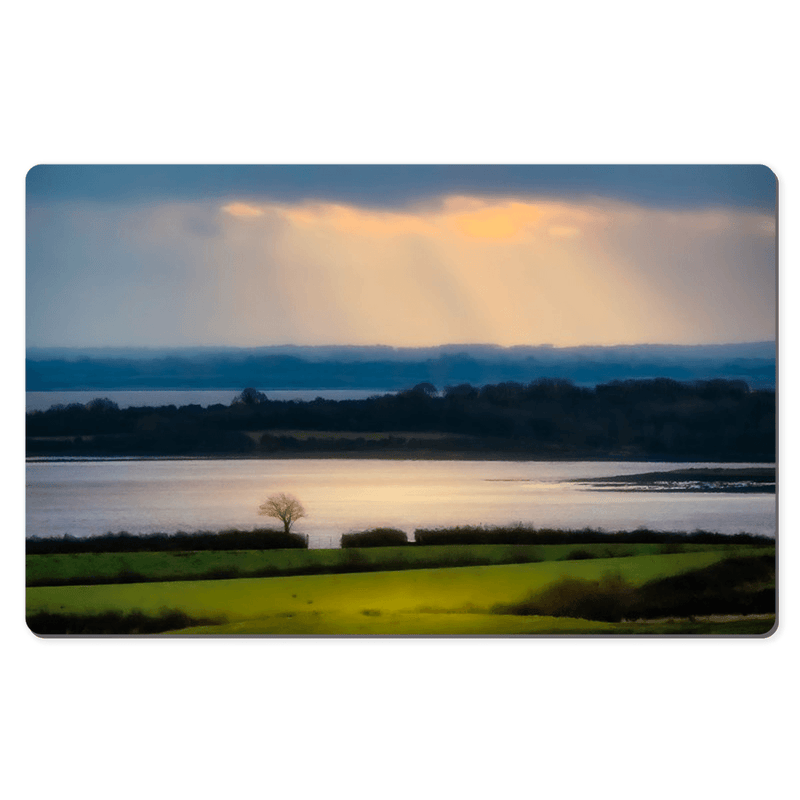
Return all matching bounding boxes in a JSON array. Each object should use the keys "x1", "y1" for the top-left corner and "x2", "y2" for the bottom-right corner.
[
  {"x1": 26, "y1": 341, "x2": 776, "y2": 361},
  {"x1": 26, "y1": 342, "x2": 776, "y2": 391}
]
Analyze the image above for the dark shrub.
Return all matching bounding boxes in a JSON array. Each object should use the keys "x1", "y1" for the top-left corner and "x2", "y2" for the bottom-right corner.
[
  {"x1": 493, "y1": 554, "x2": 775, "y2": 622},
  {"x1": 26, "y1": 528, "x2": 308, "y2": 554},
  {"x1": 632, "y1": 555, "x2": 776, "y2": 618},
  {"x1": 340, "y1": 528, "x2": 409, "y2": 548},
  {"x1": 27, "y1": 609, "x2": 225, "y2": 635},
  {"x1": 563, "y1": 549, "x2": 598, "y2": 561},
  {"x1": 495, "y1": 574, "x2": 635, "y2": 622},
  {"x1": 412, "y1": 525, "x2": 772, "y2": 547},
  {"x1": 414, "y1": 525, "x2": 541, "y2": 545}
]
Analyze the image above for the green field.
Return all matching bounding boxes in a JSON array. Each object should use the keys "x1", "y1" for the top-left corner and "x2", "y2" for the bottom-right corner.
[
  {"x1": 26, "y1": 547, "x2": 775, "y2": 636},
  {"x1": 26, "y1": 542, "x2": 749, "y2": 587}
]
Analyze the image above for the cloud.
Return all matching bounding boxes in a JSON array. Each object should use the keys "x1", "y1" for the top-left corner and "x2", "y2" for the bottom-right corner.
[
  {"x1": 222, "y1": 202, "x2": 264, "y2": 217},
  {"x1": 252, "y1": 195, "x2": 603, "y2": 245},
  {"x1": 26, "y1": 193, "x2": 776, "y2": 349}
]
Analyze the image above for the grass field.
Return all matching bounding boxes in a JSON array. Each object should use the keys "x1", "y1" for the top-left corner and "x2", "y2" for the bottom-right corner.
[
  {"x1": 26, "y1": 542, "x2": 752, "y2": 587},
  {"x1": 26, "y1": 547, "x2": 775, "y2": 635}
]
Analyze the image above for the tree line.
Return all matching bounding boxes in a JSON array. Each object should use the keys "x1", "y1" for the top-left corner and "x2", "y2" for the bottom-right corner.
[{"x1": 26, "y1": 377, "x2": 775, "y2": 461}]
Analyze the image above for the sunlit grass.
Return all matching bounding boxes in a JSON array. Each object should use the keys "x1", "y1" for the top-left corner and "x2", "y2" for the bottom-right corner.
[{"x1": 27, "y1": 550, "x2": 749, "y2": 625}]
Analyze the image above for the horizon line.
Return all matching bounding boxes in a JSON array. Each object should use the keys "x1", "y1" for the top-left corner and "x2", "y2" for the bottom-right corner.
[{"x1": 26, "y1": 340, "x2": 777, "y2": 353}]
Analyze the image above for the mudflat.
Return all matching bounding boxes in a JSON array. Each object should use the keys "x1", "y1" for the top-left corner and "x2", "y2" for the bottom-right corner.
[{"x1": 578, "y1": 466, "x2": 775, "y2": 492}]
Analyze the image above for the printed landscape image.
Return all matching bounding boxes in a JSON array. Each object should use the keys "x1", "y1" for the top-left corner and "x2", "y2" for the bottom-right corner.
[{"x1": 25, "y1": 164, "x2": 777, "y2": 636}]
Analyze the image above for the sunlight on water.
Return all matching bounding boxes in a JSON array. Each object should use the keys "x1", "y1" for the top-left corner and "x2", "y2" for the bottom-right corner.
[{"x1": 25, "y1": 459, "x2": 776, "y2": 547}]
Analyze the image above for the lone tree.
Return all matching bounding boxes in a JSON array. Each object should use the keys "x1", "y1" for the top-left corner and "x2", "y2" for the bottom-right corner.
[
  {"x1": 232, "y1": 387, "x2": 268, "y2": 405},
  {"x1": 258, "y1": 492, "x2": 307, "y2": 534}
]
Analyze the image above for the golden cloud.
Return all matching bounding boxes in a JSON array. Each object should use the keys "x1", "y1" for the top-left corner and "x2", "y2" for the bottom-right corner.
[
  {"x1": 240, "y1": 196, "x2": 604, "y2": 245},
  {"x1": 222, "y1": 202, "x2": 264, "y2": 217},
  {"x1": 279, "y1": 202, "x2": 434, "y2": 238}
]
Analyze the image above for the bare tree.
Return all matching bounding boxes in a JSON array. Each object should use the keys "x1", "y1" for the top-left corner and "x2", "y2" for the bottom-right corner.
[{"x1": 258, "y1": 492, "x2": 306, "y2": 534}]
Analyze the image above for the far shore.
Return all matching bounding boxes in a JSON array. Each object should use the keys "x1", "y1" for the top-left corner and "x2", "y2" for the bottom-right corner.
[{"x1": 575, "y1": 466, "x2": 776, "y2": 493}]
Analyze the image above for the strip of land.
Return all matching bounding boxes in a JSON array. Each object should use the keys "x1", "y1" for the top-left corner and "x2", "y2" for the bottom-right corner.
[
  {"x1": 575, "y1": 467, "x2": 775, "y2": 492},
  {"x1": 25, "y1": 378, "x2": 776, "y2": 462}
]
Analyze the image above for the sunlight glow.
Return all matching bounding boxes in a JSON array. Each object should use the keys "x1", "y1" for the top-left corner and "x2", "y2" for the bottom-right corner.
[
  {"x1": 26, "y1": 190, "x2": 775, "y2": 349},
  {"x1": 206, "y1": 194, "x2": 776, "y2": 348}
]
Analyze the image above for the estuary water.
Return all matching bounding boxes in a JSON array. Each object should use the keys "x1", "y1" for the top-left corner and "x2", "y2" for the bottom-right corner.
[
  {"x1": 25, "y1": 459, "x2": 776, "y2": 548},
  {"x1": 26, "y1": 389, "x2": 393, "y2": 412}
]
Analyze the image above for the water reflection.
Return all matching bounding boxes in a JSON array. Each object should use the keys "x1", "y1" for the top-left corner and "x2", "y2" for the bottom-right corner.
[{"x1": 25, "y1": 458, "x2": 776, "y2": 547}]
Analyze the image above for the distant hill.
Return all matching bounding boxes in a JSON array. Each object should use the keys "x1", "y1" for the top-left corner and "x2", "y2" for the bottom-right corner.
[{"x1": 26, "y1": 342, "x2": 776, "y2": 392}]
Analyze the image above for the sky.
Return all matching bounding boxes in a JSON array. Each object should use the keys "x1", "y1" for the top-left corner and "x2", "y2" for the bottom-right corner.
[{"x1": 26, "y1": 165, "x2": 777, "y2": 349}]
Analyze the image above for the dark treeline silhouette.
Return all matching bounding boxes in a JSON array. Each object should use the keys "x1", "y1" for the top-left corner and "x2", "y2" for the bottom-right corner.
[
  {"x1": 26, "y1": 377, "x2": 775, "y2": 461},
  {"x1": 412, "y1": 525, "x2": 772, "y2": 547},
  {"x1": 26, "y1": 529, "x2": 308, "y2": 555},
  {"x1": 26, "y1": 524, "x2": 773, "y2": 556}
]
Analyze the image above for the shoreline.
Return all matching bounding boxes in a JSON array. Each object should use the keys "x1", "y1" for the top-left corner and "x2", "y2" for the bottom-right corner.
[{"x1": 574, "y1": 466, "x2": 776, "y2": 493}]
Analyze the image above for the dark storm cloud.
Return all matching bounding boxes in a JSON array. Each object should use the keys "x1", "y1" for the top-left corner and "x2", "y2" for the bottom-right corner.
[{"x1": 26, "y1": 164, "x2": 776, "y2": 213}]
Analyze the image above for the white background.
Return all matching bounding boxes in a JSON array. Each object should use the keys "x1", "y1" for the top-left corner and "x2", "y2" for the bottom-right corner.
[{"x1": 4, "y1": 2, "x2": 795, "y2": 799}]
